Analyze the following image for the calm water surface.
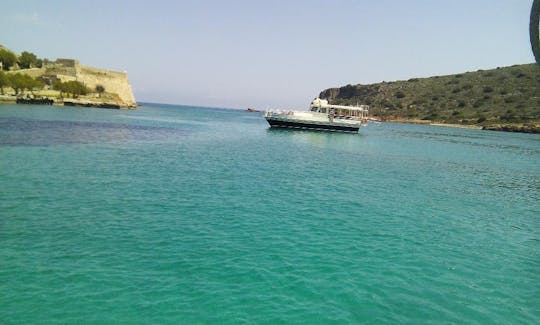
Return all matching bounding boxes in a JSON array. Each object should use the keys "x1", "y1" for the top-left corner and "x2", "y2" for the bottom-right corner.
[{"x1": 1, "y1": 103, "x2": 539, "y2": 323}]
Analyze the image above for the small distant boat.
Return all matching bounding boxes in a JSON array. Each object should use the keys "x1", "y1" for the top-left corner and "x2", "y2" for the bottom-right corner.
[
  {"x1": 246, "y1": 107, "x2": 260, "y2": 112},
  {"x1": 264, "y1": 98, "x2": 369, "y2": 133}
]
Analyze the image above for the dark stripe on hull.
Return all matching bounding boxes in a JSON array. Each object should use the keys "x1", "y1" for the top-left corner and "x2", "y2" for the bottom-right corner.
[{"x1": 266, "y1": 118, "x2": 359, "y2": 133}]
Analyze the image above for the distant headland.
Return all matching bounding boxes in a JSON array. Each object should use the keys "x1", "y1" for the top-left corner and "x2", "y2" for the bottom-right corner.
[
  {"x1": 0, "y1": 44, "x2": 136, "y2": 109},
  {"x1": 319, "y1": 64, "x2": 540, "y2": 133}
]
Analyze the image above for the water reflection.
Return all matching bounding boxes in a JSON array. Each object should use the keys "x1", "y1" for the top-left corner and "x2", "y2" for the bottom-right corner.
[{"x1": 266, "y1": 127, "x2": 365, "y2": 148}]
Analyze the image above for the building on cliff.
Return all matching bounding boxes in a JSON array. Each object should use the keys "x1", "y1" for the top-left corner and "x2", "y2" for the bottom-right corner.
[
  {"x1": 41, "y1": 59, "x2": 137, "y2": 107},
  {"x1": 5, "y1": 57, "x2": 136, "y2": 108}
]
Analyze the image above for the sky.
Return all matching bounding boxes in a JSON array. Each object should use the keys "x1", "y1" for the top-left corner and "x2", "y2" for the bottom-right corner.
[{"x1": 0, "y1": 0, "x2": 535, "y2": 109}]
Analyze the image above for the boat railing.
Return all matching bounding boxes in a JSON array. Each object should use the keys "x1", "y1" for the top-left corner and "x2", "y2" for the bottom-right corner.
[
  {"x1": 334, "y1": 115, "x2": 365, "y2": 120},
  {"x1": 265, "y1": 109, "x2": 295, "y2": 116}
]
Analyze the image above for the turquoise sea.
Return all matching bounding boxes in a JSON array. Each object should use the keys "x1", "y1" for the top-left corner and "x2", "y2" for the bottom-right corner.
[{"x1": 0, "y1": 103, "x2": 539, "y2": 323}]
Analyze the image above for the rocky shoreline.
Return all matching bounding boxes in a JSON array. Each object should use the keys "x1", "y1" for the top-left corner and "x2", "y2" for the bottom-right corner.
[
  {"x1": 481, "y1": 124, "x2": 540, "y2": 133},
  {"x1": 0, "y1": 95, "x2": 136, "y2": 109},
  {"x1": 384, "y1": 118, "x2": 539, "y2": 133}
]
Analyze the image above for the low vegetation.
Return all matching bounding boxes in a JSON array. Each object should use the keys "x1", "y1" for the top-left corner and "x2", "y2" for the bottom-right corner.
[
  {"x1": 0, "y1": 70, "x2": 91, "y2": 99},
  {"x1": 0, "y1": 71, "x2": 44, "y2": 95},
  {"x1": 52, "y1": 80, "x2": 90, "y2": 98},
  {"x1": 320, "y1": 64, "x2": 540, "y2": 132},
  {"x1": 0, "y1": 45, "x2": 116, "y2": 102},
  {"x1": 0, "y1": 48, "x2": 42, "y2": 70}
]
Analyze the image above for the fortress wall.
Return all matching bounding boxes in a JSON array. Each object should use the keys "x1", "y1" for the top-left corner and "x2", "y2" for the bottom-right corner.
[
  {"x1": 7, "y1": 57, "x2": 137, "y2": 107},
  {"x1": 76, "y1": 66, "x2": 136, "y2": 106},
  {"x1": 46, "y1": 66, "x2": 78, "y2": 77},
  {"x1": 44, "y1": 59, "x2": 79, "y2": 77},
  {"x1": 55, "y1": 74, "x2": 77, "y2": 83},
  {"x1": 55, "y1": 59, "x2": 78, "y2": 67}
]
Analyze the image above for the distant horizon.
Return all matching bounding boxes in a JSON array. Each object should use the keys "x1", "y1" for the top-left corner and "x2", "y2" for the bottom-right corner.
[
  {"x1": 1, "y1": 0, "x2": 535, "y2": 109},
  {"x1": 1, "y1": 42, "x2": 536, "y2": 111}
]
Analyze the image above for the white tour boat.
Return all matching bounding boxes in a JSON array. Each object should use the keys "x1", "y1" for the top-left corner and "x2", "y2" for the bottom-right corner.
[{"x1": 264, "y1": 98, "x2": 369, "y2": 133}]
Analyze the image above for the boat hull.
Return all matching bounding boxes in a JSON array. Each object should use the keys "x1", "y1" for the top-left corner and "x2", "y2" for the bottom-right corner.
[{"x1": 265, "y1": 116, "x2": 360, "y2": 133}]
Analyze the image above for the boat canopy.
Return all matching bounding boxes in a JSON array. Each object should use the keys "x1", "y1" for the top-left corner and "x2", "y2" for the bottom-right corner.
[{"x1": 310, "y1": 98, "x2": 369, "y2": 112}]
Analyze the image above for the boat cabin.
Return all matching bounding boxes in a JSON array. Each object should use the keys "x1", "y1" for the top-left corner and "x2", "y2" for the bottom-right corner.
[{"x1": 310, "y1": 98, "x2": 369, "y2": 120}]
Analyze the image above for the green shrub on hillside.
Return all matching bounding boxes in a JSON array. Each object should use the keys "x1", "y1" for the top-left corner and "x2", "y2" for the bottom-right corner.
[
  {"x1": 0, "y1": 71, "x2": 9, "y2": 94},
  {"x1": 320, "y1": 63, "x2": 540, "y2": 127},
  {"x1": 7, "y1": 73, "x2": 44, "y2": 94},
  {"x1": 18, "y1": 51, "x2": 38, "y2": 69},
  {"x1": 0, "y1": 49, "x2": 17, "y2": 70},
  {"x1": 53, "y1": 80, "x2": 90, "y2": 98}
]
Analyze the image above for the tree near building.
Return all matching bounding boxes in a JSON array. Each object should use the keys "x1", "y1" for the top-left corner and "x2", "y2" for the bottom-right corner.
[
  {"x1": 8, "y1": 74, "x2": 29, "y2": 94},
  {"x1": 65, "y1": 81, "x2": 89, "y2": 98},
  {"x1": 7, "y1": 73, "x2": 44, "y2": 95},
  {"x1": 52, "y1": 80, "x2": 64, "y2": 97},
  {"x1": 18, "y1": 51, "x2": 38, "y2": 69},
  {"x1": 0, "y1": 71, "x2": 9, "y2": 94},
  {"x1": 53, "y1": 80, "x2": 89, "y2": 98},
  {"x1": 0, "y1": 49, "x2": 18, "y2": 71},
  {"x1": 95, "y1": 84, "x2": 105, "y2": 97}
]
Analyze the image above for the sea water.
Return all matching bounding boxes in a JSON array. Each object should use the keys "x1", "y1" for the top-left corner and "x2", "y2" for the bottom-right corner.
[{"x1": 0, "y1": 103, "x2": 538, "y2": 323}]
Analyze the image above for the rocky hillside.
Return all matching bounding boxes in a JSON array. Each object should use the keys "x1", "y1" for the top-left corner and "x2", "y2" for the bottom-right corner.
[{"x1": 320, "y1": 64, "x2": 540, "y2": 132}]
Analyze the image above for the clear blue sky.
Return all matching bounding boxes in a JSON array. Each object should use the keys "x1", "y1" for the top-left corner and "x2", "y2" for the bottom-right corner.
[{"x1": 0, "y1": 0, "x2": 535, "y2": 109}]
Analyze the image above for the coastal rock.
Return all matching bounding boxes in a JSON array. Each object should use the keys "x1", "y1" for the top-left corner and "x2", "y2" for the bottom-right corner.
[{"x1": 482, "y1": 123, "x2": 540, "y2": 133}]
